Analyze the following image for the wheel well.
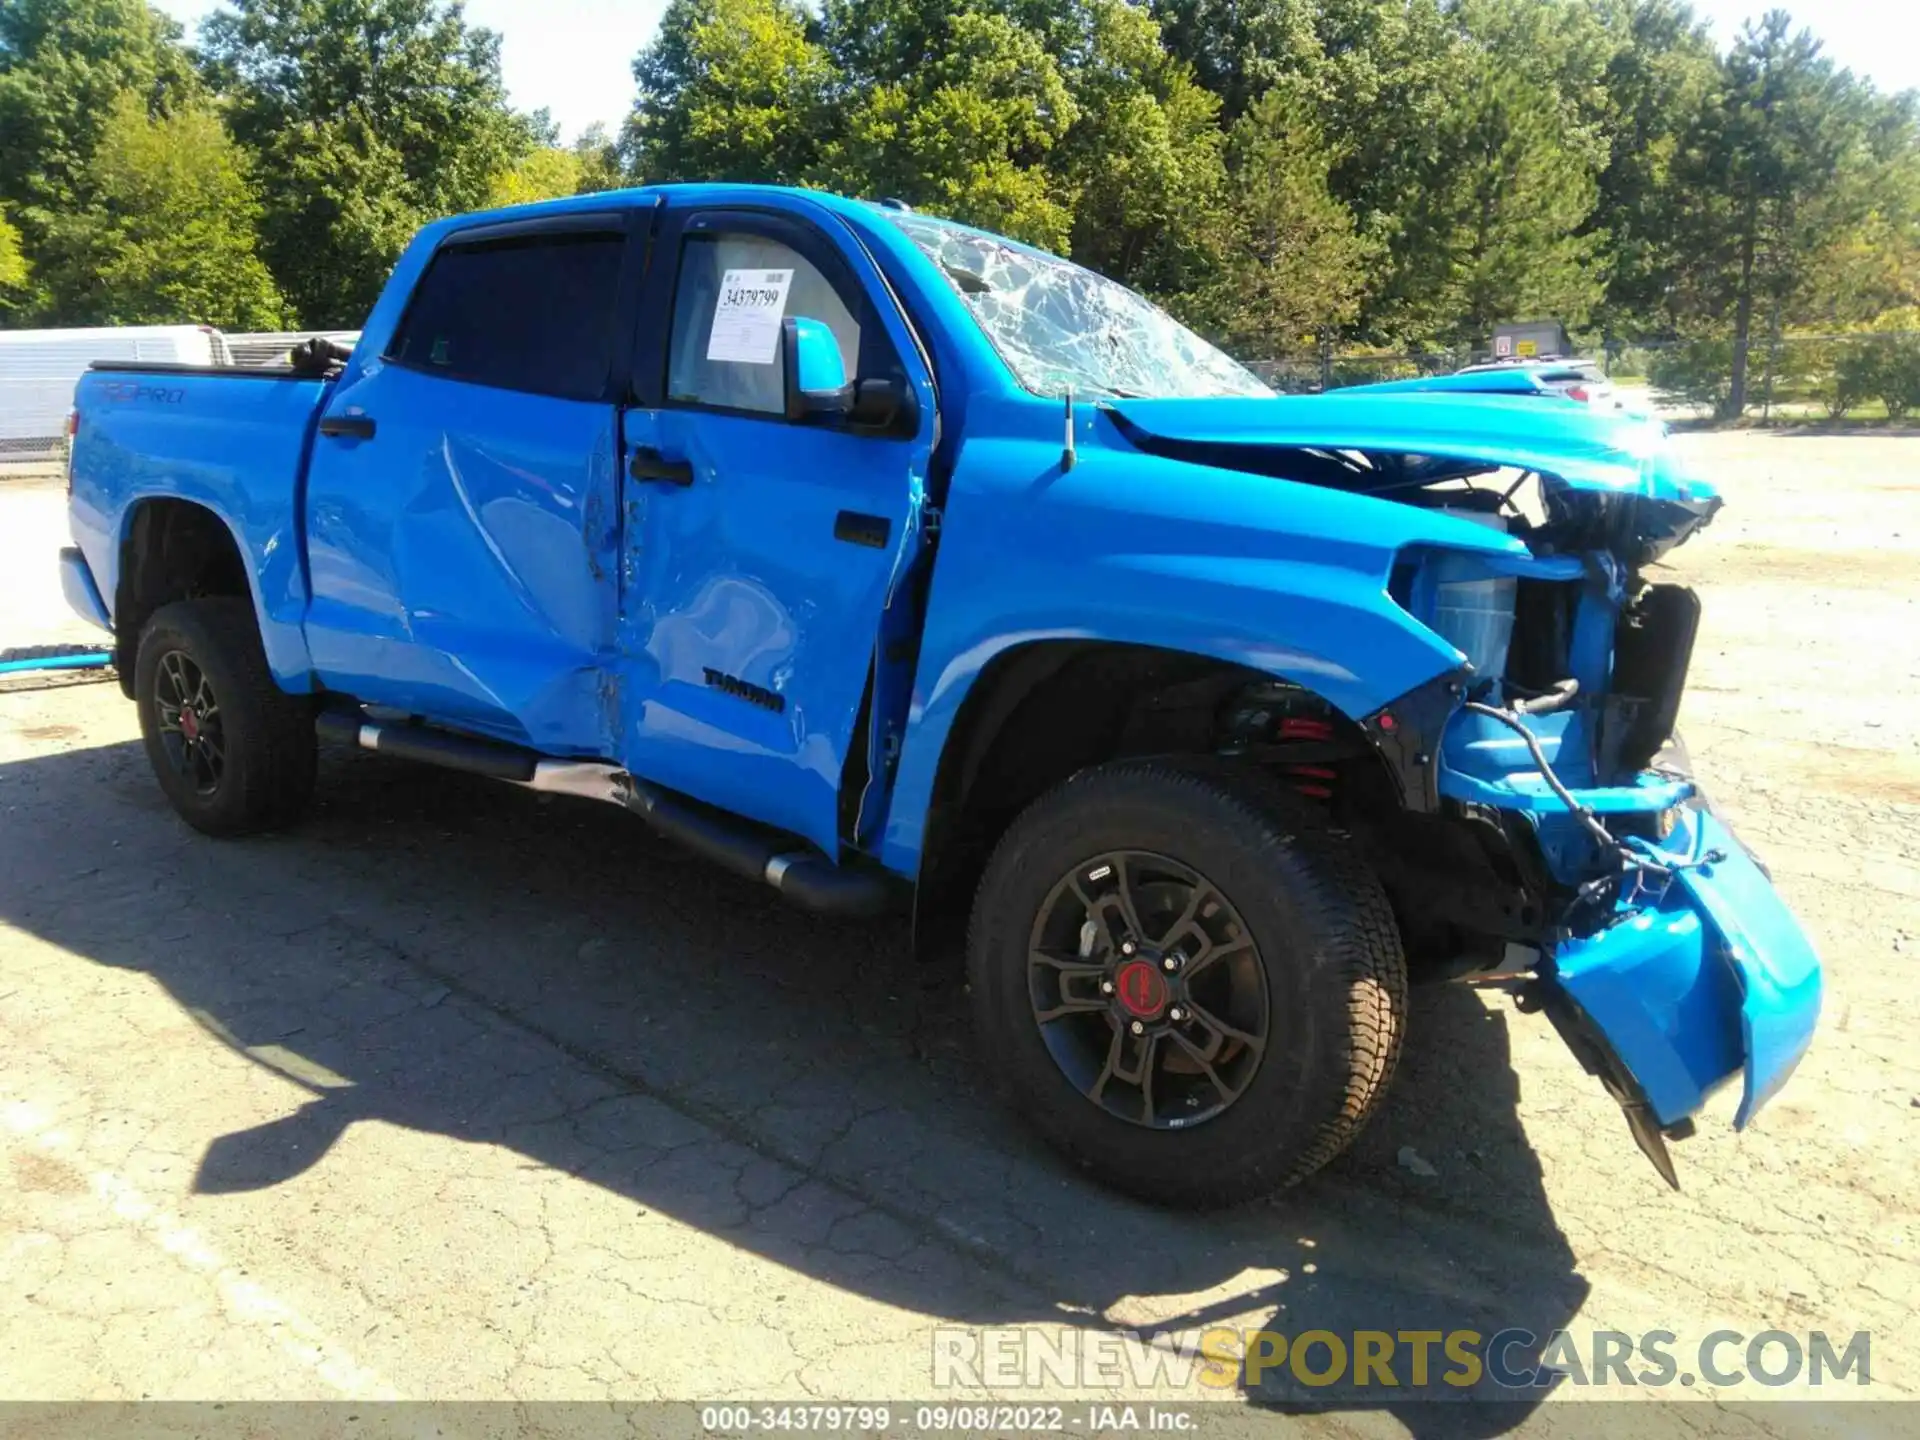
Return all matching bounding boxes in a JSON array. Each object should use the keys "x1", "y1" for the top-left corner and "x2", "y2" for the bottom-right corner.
[
  {"x1": 113, "y1": 500, "x2": 251, "y2": 698},
  {"x1": 912, "y1": 640, "x2": 1390, "y2": 964}
]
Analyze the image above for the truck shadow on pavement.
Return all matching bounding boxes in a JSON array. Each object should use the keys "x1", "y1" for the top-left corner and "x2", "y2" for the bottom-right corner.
[{"x1": 0, "y1": 737, "x2": 1594, "y2": 1433}]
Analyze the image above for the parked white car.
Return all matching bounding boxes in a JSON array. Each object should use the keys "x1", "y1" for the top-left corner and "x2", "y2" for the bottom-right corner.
[
  {"x1": 0, "y1": 325, "x2": 234, "y2": 461},
  {"x1": 1454, "y1": 356, "x2": 1622, "y2": 409}
]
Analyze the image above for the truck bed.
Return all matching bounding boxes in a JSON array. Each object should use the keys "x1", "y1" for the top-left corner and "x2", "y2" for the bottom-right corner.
[{"x1": 67, "y1": 362, "x2": 337, "y2": 687}]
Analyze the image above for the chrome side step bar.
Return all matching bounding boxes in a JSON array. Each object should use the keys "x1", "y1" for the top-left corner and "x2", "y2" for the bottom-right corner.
[{"x1": 316, "y1": 711, "x2": 895, "y2": 918}]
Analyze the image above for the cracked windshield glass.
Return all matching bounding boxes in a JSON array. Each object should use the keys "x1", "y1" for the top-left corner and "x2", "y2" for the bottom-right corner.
[{"x1": 885, "y1": 211, "x2": 1274, "y2": 401}]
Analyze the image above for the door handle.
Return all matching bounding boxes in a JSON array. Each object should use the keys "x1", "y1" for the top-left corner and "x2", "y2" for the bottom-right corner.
[
  {"x1": 628, "y1": 447, "x2": 694, "y2": 486},
  {"x1": 318, "y1": 414, "x2": 376, "y2": 440},
  {"x1": 834, "y1": 511, "x2": 891, "y2": 549}
]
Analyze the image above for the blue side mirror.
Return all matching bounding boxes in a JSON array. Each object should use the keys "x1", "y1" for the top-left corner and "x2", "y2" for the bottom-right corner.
[{"x1": 781, "y1": 317, "x2": 853, "y2": 422}]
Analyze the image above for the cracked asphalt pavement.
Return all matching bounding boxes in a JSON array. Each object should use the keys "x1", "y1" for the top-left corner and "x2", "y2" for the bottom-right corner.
[{"x1": 0, "y1": 432, "x2": 1914, "y2": 1430}]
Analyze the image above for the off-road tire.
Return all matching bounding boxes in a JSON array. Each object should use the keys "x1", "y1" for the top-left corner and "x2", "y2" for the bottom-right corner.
[
  {"x1": 134, "y1": 598, "x2": 316, "y2": 835},
  {"x1": 967, "y1": 760, "x2": 1408, "y2": 1207}
]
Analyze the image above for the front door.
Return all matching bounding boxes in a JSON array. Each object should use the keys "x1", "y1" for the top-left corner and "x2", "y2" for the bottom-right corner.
[
  {"x1": 618, "y1": 203, "x2": 936, "y2": 855},
  {"x1": 303, "y1": 211, "x2": 647, "y2": 754}
]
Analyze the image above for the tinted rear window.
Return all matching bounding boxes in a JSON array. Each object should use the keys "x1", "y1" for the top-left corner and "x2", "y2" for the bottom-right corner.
[{"x1": 388, "y1": 232, "x2": 624, "y2": 401}]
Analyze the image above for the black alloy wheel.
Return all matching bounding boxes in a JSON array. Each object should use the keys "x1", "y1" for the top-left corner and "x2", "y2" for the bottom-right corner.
[
  {"x1": 1027, "y1": 849, "x2": 1269, "y2": 1130},
  {"x1": 968, "y1": 760, "x2": 1409, "y2": 1207},
  {"x1": 151, "y1": 648, "x2": 226, "y2": 796},
  {"x1": 134, "y1": 598, "x2": 317, "y2": 835}
]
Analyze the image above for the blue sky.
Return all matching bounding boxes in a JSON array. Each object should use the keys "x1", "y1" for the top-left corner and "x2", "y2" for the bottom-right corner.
[{"x1": 156, "y1": 0, "x2": 1918, "y2": 145}]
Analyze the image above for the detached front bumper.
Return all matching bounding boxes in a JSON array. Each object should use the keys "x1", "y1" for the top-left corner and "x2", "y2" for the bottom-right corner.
[{"x1": 1547, "y1": 803, "x2": 1822, "y2": 1131}]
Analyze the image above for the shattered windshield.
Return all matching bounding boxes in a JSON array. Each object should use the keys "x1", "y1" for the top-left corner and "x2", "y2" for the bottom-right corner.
[{"x1": 883, "y1": 211, "x2": 1273, "y2": 401}]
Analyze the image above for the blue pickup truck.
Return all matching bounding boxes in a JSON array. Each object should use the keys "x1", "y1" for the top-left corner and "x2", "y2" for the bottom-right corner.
[{"x1": 60, "y1": 184, "x2": 1820, "y2": 1204}]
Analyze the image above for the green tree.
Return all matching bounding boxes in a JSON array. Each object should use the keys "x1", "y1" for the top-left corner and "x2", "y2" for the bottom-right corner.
[
  {"x1": 0, "y1": 0, "x2": 198, "y2": 212},
  {"x1": 1146, "y1": 0, "x2": 1317, "y2": 121},
  {"x1": 1585, "y1": 0, "x2": 1722, "y2": 337},
  {"x1": 1050, "y1": 0, "x2": 1227, "y2": 296},
  {"x1": 811, "y1": 3, "x2": 1077, "y2": 246},
  {"x1": 1187, "y1": 88, "x2": 1376, "y2": 357},
  {"x1": 571, "y1": 122, "x2": 625, "y2": 193},
  {"x1": 35, "y1": 90, "x2": 284, "y2": 327},
  {"x1": 1799, "y1": 93, "x2": 1920, "y2": 327},
  {"x1": 1154, "y1": 1, "x2": 1490, "y2": 344},
  {"x1": 202, "y1": 0, "x2": 532, "y2": 326},
  {"x1": 483, "y1": 127, "x2": 624, "y2": 205},
  {"x1": 1671, "y1": 10, "x2": 1874, "y2": 414},
  {"x1": 625, "y1": 0, "x2": 831, "y2": 184},
  {"x1": 610, "y1": 0, "x2": 1920, "y2": 363},
  {"x1": 488, "y1": 146, "x2": 587, "y2": 206},
  {"x1": 0, "y1": 201, "x2": 27, "y2": 309},
  {"x1": 0, "y1": 0, "x2": 200, "y2": 312},
  {"x1": 1440, "y1": 68, "x2": 1610, "y2": 342}
]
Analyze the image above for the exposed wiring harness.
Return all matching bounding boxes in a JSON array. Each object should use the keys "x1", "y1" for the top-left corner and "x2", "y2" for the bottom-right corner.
[
  {"x1": 1461, "y1": 696, "x2": 1726, "y2": 919},
  {"x1": 1462, "y1": 699, "x2": 1618, "y2": 855}
]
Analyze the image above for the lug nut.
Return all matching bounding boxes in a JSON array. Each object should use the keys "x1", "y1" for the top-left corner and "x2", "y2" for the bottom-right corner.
[
  {"x1": 1120, "y1": 941, "x2": 1136, "y2": 956},
  {"x1": 1129, "y1": 1020, "x2": 1145, "y2": 1036},
  {"x1": 1162, "y1": 955, "x2": 1180, "y2": 972},
  {"x1": 1100, "y1": 980, "x2": 1114, "y2": 995},
  {"x1": 1169, "y1": 1007, "x2": 1185, "y2": 1022}
]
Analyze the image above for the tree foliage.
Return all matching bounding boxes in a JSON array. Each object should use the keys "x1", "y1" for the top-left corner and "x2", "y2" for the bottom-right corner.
[
  {"x1": 483, "y1": 127, "x2": 625, "y2": 208},
  {"x1": 625, "y1": 0, "x2": 830, "y2": 185},
  {"x1": 1185, "y1": 90, "x2": 1375, "y2": 354},
  {"x1": 0, "y1": 0, "x2": 198, "y2": 219},
  {"x1": 200, "y1": 0, "x2": 532, "y2": 326},
  {"x1": 0, "y1": 0, "x2": 1913, "y2": 389},
  {"x1": 0, "y1": 202, "x2": 27, "y2": 308},
  {"x1": 35, "y1": 90, "x2": 285, "y2": 328},
  {"x1": 1666, "y1": 11, "x2": 1880, "y2": 414}
]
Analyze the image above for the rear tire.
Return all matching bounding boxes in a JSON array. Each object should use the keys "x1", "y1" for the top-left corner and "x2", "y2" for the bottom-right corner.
[
  {"x1": 967, "y1": 760, "x2": 1407, "y2": 1207},
  {"x1": 134, "y1": 598, "x2": 316, "y2": 836}
]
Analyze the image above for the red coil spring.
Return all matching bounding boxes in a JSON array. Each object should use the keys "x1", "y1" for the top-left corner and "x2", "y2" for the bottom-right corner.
[{"x1": 1276, "y1": 716, "x2": 1338, "y2": 800}]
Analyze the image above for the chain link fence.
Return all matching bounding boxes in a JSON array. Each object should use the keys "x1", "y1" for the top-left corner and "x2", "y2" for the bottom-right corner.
[{"x1": 1247, "y1": 349, "x2": 1474, "y2": 394}]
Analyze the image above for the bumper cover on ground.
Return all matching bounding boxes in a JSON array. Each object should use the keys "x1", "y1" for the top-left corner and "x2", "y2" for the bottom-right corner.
[{"x1": 1547, "y1": 805, "x2": 1822, "y2": 1130}]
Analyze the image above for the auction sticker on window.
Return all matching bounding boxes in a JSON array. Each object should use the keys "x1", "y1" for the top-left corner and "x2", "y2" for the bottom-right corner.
[{"x1": 707, "y1": 268, "x2": 794, "y2": 364}]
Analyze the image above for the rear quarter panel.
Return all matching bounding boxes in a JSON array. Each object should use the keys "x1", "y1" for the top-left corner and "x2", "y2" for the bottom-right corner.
[{"x1": 69, "y1": 370, "x2": 332, "y2": 688}]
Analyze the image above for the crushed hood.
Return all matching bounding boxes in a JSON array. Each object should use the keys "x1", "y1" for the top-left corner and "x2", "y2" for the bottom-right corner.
[{"x1": 1103, "y1": 392, "x2": 1719, "y2": 509}]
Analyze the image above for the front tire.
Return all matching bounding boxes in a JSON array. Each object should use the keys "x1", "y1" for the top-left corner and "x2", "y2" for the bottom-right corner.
[
  {"x1": 134, "y1": 598, "x2": 317, "y2": 836},
  {"x1": 968, "y1": 760, "x2": 1407, "y2": 1207}
]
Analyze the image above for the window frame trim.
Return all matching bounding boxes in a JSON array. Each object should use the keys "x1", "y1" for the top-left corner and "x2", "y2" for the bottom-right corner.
[
  {"x1": 382, "y1": 207, "x2": 651, "y2": 405},
  {"x1": 637, "y1": 206, "x2": 901, "y2": 430}
]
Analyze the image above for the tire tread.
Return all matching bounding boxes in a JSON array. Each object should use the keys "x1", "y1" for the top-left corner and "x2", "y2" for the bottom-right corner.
[
  {"x1": 967, "y1": 758, "x2": 1408, "y2": 1206},
  {"x1": 135, "y1": 598, "x2": 316, "y2": 835}
]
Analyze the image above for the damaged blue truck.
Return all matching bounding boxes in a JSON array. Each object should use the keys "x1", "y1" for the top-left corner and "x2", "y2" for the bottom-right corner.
[{"x1": 61, "y1": 184, "x2": 1821, "y2": 1205}]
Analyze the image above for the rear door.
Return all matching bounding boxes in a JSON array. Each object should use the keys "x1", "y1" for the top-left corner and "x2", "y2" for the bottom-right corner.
[
  {"x1": 302, "y1": 210, "x2": 649, "y2": 754},
  {"x1": 616, "y1": 201, "x2": 937, "y2": 855}
]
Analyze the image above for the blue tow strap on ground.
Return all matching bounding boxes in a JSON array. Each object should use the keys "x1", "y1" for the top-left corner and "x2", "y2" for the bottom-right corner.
[{"x1": 0, "y1": 644, "x2": 114, "y2": 676}]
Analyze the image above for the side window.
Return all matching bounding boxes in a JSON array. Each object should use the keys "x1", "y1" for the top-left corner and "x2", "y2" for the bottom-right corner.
[
  {"x1": 666, "y1": 231, "x2": 861, "y2": 416},
  {"x1": 389, "y1": 231, "x2": 625, "y2": 401}
]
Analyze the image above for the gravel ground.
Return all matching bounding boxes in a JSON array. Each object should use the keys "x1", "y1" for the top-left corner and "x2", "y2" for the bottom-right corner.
[{"x1": 0, "y1": 432, "x2": 1914, "y2": 1433}]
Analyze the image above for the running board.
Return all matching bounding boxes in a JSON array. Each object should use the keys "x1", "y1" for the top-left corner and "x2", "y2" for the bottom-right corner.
[{"x1": 315, "y1": 711, "x2": 895, "y2": 918}]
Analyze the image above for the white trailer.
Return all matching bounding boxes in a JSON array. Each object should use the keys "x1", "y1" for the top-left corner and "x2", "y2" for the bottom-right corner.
[
  {"x1": 223, "y1": 330, "x2": 360, "y2": 368},
  {"x1": 0, "y1": 325, "x2": 233, "y2": 461}
]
